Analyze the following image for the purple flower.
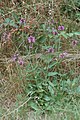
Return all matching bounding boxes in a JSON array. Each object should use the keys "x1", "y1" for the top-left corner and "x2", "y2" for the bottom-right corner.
[
  {"x1": 29, "y1": 45, "x2": 33, "y2": 49},
  {"x1": 72, "y1": 40, "x2": 78, "y2": 46},
  {"x1": 51, "y1": 19, "x2": 54, "y2": 23},
  {"x1": 2, "y1": 32, "x2": 10, "y2": 42},
  {"x1": 12, "y1": 54, "x2": 19, "y2": 61},
  {"x1": 18, "y1": 58, "x2": 24, "y2": 66},
  {"x1": 59, "y1": 52, "x2": 67, "y2": 58},
  {"x1": 52, "y1": 28, "x2": 58, "y2": 35},
  {"x1": 20, "y1": 18, "x2": 25, "y2": 24},
  {"x1": 52, "y1": 31, "x2": 58, "y2": 35},
  {"x1": 28, "y1": 36, "x2": 35, "y2": 43},
  {"x1": 7, "y1": 33, "x2": 11, "y2": 40},
  {"x1": 48, "y1": 48, "x2": 54, "y2": 53},
  {"x1": 58, "y1": 26, "x2": 64, "y2": 31}
]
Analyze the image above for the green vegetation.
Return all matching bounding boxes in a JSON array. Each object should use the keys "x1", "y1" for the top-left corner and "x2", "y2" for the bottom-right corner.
[{"x1": 0, "y1": 0, "x2": 80, "y2": 120}]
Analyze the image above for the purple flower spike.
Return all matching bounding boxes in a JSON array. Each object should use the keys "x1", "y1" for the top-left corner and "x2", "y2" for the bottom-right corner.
[
  {"x1": 12, "y1": 54, "x2": 19, "y2": 61},
  {"x1": 59, "y1": 52, "x2": 67, "y2": 58},
  {"x1": 72, "y1": 40, "x2": 78, "y2": 46},
  {"x1": 28, "y1": 36, "x2": 35, "y2": 43},
  {"x1": 20, "y1": 18, "x2": 26, "y2": 24},
  {"x1": 58, "y1": 26, "x2": 64, "y2": 31},
  {"x1": 18, "y1": 58, "x2": 24, "y2": 66},
  {"x1": 48, "y1": 48, "x2": 54, "y2": 53}
]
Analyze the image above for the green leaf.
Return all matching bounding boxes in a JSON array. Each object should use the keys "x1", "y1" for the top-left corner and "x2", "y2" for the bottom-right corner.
[
  {"x1": 0, "y1": 107, "x2": 4, "y2": 117},
  {"x1": 42, "y1": 24, "x2": 46, "y2": 30},
  {"x1": 72, "y1": 78, "x2": 78, "y2": 87},
  {"x1": 40, "y1": 54, "x2": 52, "y2": 63},
  {"x1": 67, "y1": 33, "x2": 73, "y2": 37},
  {"x1": 29, "y1": 102, "x2": 39, "y2": 111},
  {"x1": 37, "y1": 89, "x2": 44, "y2": 93},
  {"x1": 76, "y1": 86, "x2": 80, "y2": 93},
  {"x1": 5, "y1": 18, "x2": 11, "y2": 23},
  {"x1": 48, "y1": 81, "x2": 54, "y2": 88},
  {"x1": 66, "y1": 79, "x2": 71, "y2": 85},
  {"x1": 17, "y1": 94, "x2": 22, "y2": 100},
  {"x1": 48, "y1": 85, "x2": 54, "y2": 96},
  {"x1": 60, "y1": 31, "x2": 68, "y2": 39},
  {"x1": 48, "y1": 72, "x2": 58, "y2": 76},
  {"x1": 48, "y1": 34, "x2": 53, "y2": 38},
  {"x1": 38, "y1": 35, "x2": 46, "y2": 43},
  {"x1": 74, "y1": 32, "x2": 80, "y2": 35},
  {"x1": 44, "y1": 95, "x2": 51, "y2": 101},
  {"x1": 48, "y1": 62, "x2": 59, "y2": 69},
  {"x1": 42, "y1": 45, "x2": 53, "y2": 50},
  {"x1": 46, "y1": 106, "x2": 52, "y2": 111}
]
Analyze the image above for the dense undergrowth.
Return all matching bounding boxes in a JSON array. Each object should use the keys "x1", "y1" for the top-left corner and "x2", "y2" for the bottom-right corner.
[{"x1": 0, "y1": 0, "x2": 80, "y2": 120}]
